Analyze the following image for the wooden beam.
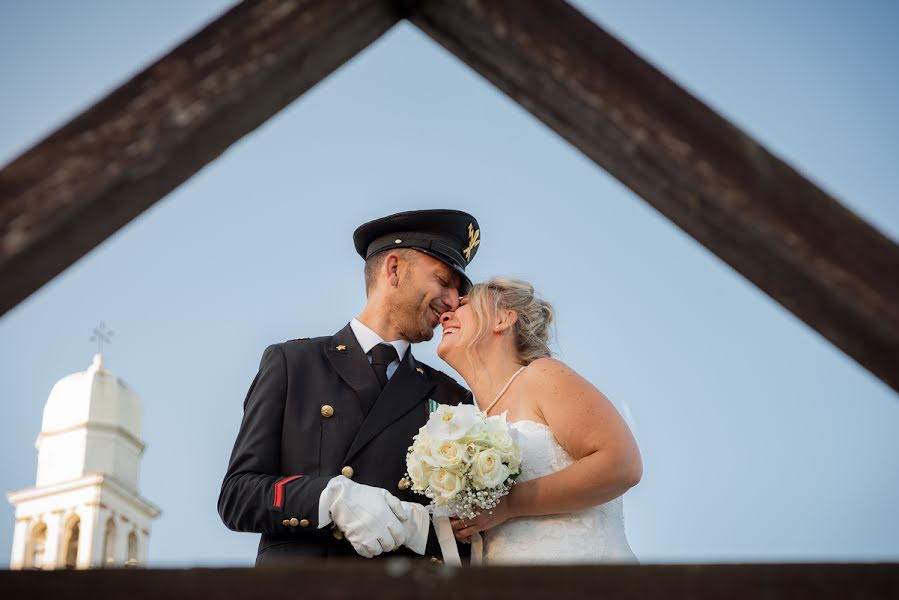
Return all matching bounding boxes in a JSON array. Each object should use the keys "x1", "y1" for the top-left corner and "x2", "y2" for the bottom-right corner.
[
  {"x1": 0, "y1": 564, "x2": 897, "y2": 599},
  {"x1": 0, "y1": 0, "x2": 401, "y2": 317},
  {"x1": 3, "y1": 0, "x2": 896, "y2": 393},
  {"x1": 409, "y1": 0, "x2": 899, "y2": 392}
]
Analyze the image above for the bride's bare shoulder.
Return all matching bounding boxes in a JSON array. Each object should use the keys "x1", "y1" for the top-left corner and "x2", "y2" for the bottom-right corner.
[
  {"x1": 523, "y1": 358, "x2": 585, "y2": 383},
  {"x1": 521, "y1": 358, "x2": 603, "y2": 398}
]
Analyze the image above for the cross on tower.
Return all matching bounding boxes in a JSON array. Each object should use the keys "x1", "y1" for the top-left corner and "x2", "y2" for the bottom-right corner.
[{"x1": 89, "y1": 322, "x2": 114, "y2": 354}]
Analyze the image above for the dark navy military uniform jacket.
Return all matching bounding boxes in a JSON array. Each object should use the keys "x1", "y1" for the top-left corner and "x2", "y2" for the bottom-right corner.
[{"x1": 218, "y1": 323, "x2": 472, "y2": 564}]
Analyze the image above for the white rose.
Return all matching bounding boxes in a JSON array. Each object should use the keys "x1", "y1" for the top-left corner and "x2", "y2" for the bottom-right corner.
[
  {"x1": 426, "y1": 404, "x2": 482, "y2": 441},
  {"x1": 428, "y1": 468, "x2": 464, "y2": 503},
  {"x1": 411, "y1": 427, "x2": 432, "y2": 452},
  {"x1": 486, "y1": 415, "x2": 522, "y2": 469},
  {"x1": 486, "y1": 417, "x2": 514, "y2": 450},
  {"x1": 470, "y1": 448, "x2": 510, "y2": 490},
  {"x1": 505, "y1": 443, "x2": 523, "y2": 474},
  {"x1": 407, "y1": 458, "x2": 433, "y2": 491},
  {"x1": 420, "y1": 452, "x2": 441, "y2": 470},
  {"x1": 429, "y1": 439, "x2": 465, "y2": 470},
  {"x1": 458, "y1": 416, "x2": 488, "y2": 443}
]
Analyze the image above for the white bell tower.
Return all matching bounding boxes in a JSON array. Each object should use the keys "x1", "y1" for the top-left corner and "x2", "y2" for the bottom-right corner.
[{"x1": 6, "y1": 354, "x2": 160, "y2": 569}]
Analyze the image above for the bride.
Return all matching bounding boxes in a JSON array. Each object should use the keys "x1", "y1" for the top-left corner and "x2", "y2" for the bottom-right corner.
[{"x1": 436, "y1": 278, "x2": 642, "y2": 564}]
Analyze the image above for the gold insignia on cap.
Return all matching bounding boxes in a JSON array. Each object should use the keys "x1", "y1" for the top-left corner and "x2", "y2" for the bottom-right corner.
[
  {"x1": 416, "y1": 367, "x2": 425, "y2": 374},
  {"x1": 463, "y1": 223, "x2": 480, "y2": 262},
  {"x1": 336, "y1": 344, "x2": 346, "y2": 351}
]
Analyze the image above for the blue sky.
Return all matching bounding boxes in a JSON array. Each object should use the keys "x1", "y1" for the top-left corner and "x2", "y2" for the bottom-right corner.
[{"x1": 1, "y1": 1, "x2": 897, "y2": 565}]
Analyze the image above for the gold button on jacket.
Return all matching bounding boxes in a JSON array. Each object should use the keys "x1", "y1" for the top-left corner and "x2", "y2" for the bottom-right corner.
[
  {"x1": 289, "y1": 517, "x2": 299, "y2": 527},
  {"x1": 320, "y1": 405, "x2": 334, "y2": 418},
  {"x1": 281, "y1": 519, "x2": 291, "y2": 527},
  {"x1": 397, "y1": 478, "x2": 410, "y2": 491},
  {"x1": 332, "y1": 529, "x2": 344, "y2": 540},
  {"x1": 299, "y1": 518, "x2": 310, "y2": 528},
  {"x1": 341, "y1": 466, "x2": 354, "y2": 478}
]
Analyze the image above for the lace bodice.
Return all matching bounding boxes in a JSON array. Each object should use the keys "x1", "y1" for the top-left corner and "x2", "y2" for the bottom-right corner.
[{"x1": 483, "y1": 420, "x2": 637, "y2": 564}]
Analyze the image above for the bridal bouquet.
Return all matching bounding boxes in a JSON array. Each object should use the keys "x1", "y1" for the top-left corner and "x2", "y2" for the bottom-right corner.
[{"x1": 404, "y1": 404, "x2": 522, "y2": 520}]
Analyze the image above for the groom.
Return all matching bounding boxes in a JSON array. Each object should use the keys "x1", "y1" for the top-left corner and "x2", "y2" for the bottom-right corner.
[{"x1": 218, "y1": 209, "x2": 480, "y2": 564}]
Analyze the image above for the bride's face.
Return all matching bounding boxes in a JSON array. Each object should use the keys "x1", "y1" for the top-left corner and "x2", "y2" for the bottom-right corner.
[{"x1": 436, "y1": 295, "x2": 482, "y2": 365}]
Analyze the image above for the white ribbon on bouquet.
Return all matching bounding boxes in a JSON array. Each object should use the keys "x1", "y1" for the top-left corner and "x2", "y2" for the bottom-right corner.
[{"x1": 432, "y1": 506, "x2": 483, "y2": 566}]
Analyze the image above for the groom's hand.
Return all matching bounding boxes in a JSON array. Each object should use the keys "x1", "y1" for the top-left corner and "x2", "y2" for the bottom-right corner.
[
  {"x1": 317, "y1": 476, "x2": 407, "y2": 558},
  {"x1": 395, "y1": 500, "x2": 430, "y2": 555}
]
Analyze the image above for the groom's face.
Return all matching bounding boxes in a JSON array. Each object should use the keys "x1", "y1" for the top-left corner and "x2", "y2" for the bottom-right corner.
[{"x1": 391, "y1": 252, "x2": 461, "y2": 343}]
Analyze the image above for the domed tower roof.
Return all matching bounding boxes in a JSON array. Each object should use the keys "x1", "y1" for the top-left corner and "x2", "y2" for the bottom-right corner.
[
  {"x1": 8, "y1": 352, "x2": 159, "y2": 570},
  {"x1": 40, "y1": 354, "x2": 143, "y2": 442},
  {"x1": 35, "y1": 354, "x2": 146, "y2": 489}
]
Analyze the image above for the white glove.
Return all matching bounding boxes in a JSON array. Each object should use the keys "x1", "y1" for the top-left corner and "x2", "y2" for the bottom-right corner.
[
  {"x1": 396, "y1": 501, "x2": 430, "y2": 555},
  {"x1": 317, "y1": 476, "x2": 407, "y2": 558}
]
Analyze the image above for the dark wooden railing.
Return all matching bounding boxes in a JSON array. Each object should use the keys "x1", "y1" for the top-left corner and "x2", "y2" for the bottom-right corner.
[{"x1": 2, "y1": 563, "x2": 898, "y2": 599}]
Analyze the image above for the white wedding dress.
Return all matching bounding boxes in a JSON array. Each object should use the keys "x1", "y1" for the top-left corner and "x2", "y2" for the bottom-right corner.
[{"x1": 482, "y1": 420, "x2": 638, "y2": 564}]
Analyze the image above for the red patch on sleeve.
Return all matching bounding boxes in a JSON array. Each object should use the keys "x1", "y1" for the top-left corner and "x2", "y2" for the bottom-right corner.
[{"x1": 273, "y1": 475, "x2": 303, "y2": 508}]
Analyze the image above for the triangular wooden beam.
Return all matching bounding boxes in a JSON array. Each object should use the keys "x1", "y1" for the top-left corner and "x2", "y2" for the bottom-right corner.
[
  {"x1": 1, "y1": 0, "x2": 897, "y2": 392},
  {"x1": 0, "y1": 0, "x2": 401, "y2": 316},
  {"x1": 408, "y1": 0, "x2": 899, "y2": 392}
]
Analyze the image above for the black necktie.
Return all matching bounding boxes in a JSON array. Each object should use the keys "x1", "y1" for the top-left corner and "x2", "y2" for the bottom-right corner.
[{"x1": 369, "y1": 343, "x2": 398, "y2": 391}]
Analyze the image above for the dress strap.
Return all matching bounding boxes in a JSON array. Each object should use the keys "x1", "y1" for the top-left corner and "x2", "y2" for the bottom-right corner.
[{"x1": 483, "y1": 366, "x2": 527, "y2": 414}]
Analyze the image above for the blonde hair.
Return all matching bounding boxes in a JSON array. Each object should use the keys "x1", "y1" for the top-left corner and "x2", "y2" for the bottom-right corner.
[{"x1": 466, "y1": 278, "x2": 554, "y2": 365}]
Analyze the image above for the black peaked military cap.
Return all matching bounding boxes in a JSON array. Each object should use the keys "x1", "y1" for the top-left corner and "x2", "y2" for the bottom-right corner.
[{"x1": 353, "y1": 209, "x2": 481, "y2": 294}]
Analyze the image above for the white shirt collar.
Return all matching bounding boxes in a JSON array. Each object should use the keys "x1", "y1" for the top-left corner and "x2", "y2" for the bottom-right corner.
[{"x1": 350, "y1": 318, "x2": 409, "y2": 361}]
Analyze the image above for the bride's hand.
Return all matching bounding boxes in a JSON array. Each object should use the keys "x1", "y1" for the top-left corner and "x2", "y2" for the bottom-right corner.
[
  {"x1": 451, "y1": 498, "x2": 514, "y2": 542},
  {"x1": 449, "y1": 517, "x2": 471, "y2": 543}
]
